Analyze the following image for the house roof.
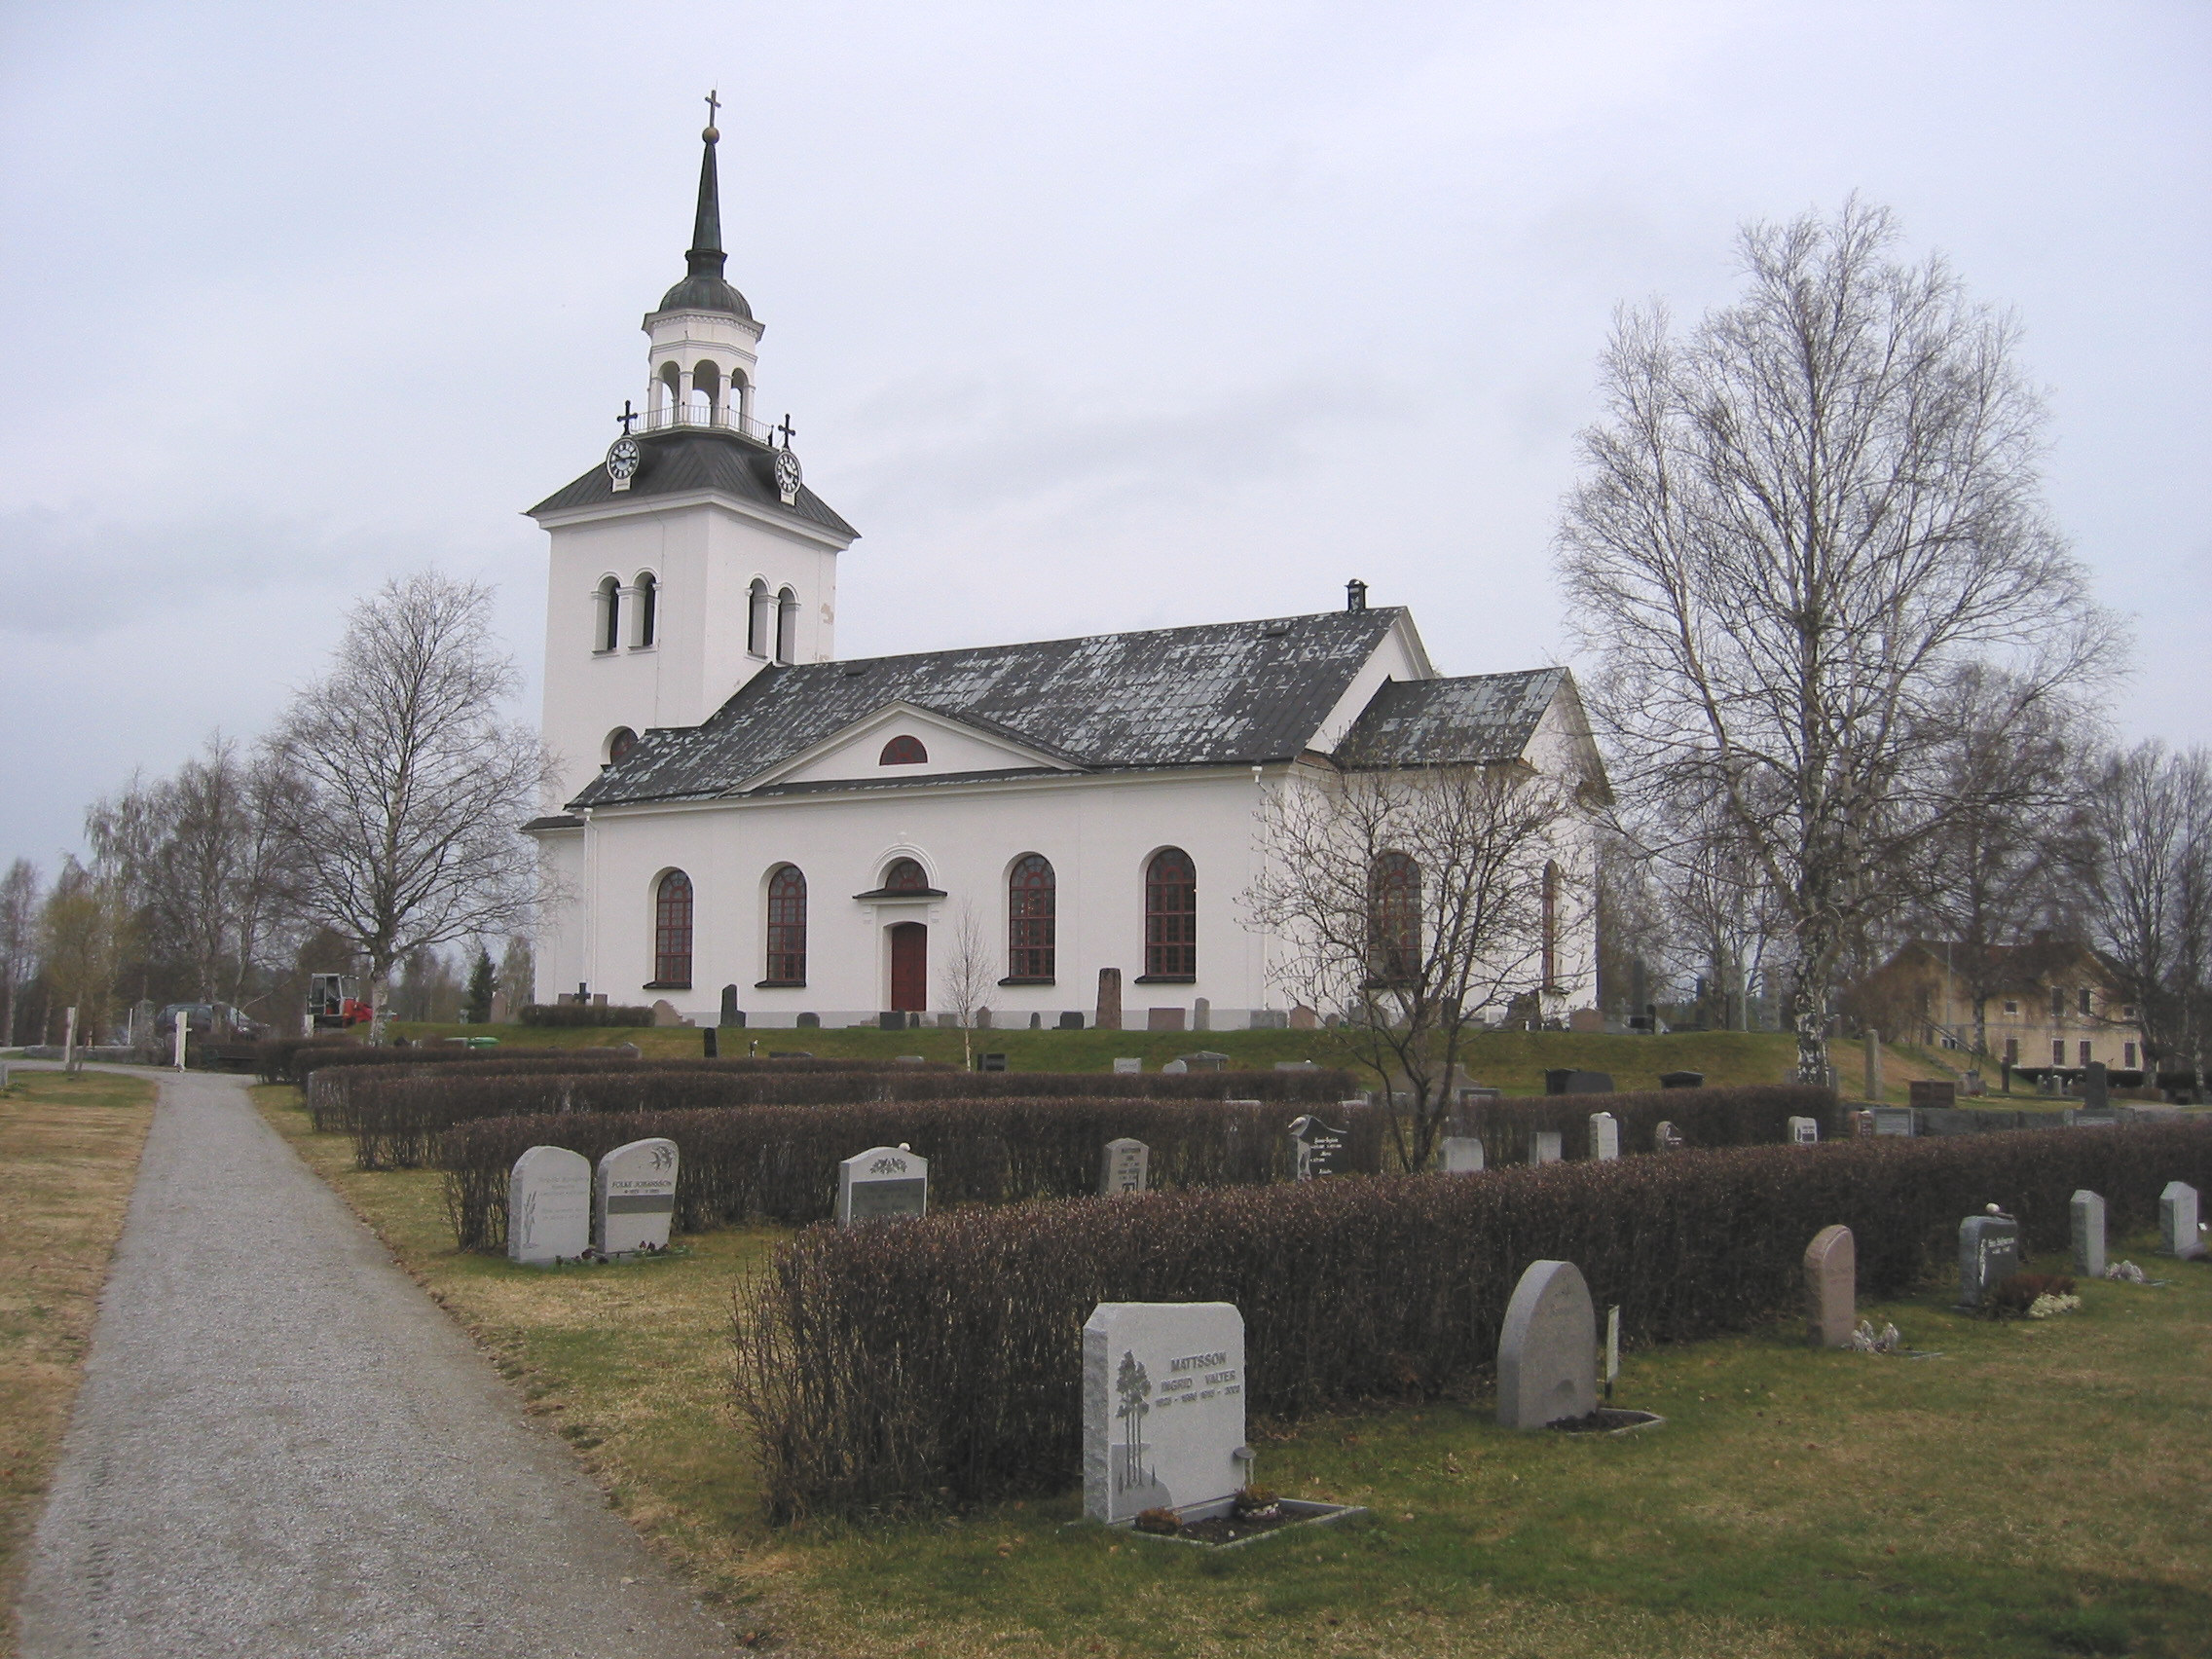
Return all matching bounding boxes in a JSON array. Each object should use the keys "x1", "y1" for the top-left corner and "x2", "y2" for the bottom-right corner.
[
  {"x1": 1891, "y1": 937, "x2": 2123, "y2": 993},
  {"x1": 571, "y1": 608, "x2": 1413, "y2": 809},
  {"x1": 1337, "y1": 667, "x2": 1568, "y2": 767},
  {"x1": 527, "y1": 427, "x2": 858, "y2": 539}
]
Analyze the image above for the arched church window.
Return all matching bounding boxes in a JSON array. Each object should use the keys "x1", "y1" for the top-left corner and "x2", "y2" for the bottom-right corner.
[
  {"x1": 1368, "y1": 851, "x2": 1420, "y2": 985},
  {"x1": 1144, "y1": 848, "x2": 1197, "y2": 979},
  {"x1": 747, "y1": 579, "x2": 770, "y2": 657},
  {"x1": 880, "y1": 735, "x2": 928, "y2": 766},
  {"x1": 1541, "y1": 861, "x2": 1562, "y2": 991},
  {"x1": 652, "y1": 870, "x2": 693, "y2": 988},
  {"x1": 882, "y1": 858, "x2": 929, "y2": 892},
  {"x1": 606, "y1": 727, "x2": 638, "y2": 765},
  {"x1": 634, "y1": 572, "x2": 658, "y2": 647},
  {"x1": 1008, "y1": 854, "x2": 1055, "y2": 980},
  {"x1": 596, "y1": 576, "x2": 621, "y2": 653},
  {"x1": 763, "y1": 865, "x2": 807, "y2": 984},
  {"x1": 775, "y1": 587, "x2": 798, "y2": 664}
]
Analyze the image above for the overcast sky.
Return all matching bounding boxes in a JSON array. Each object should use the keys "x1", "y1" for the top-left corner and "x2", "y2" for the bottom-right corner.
[{"x1": 1, "y1": 1, "x2": 2206, "y2": 874}]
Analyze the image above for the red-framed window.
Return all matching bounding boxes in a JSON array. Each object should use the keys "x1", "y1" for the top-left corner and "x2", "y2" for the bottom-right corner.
[
  {"x1": 1368, "y1": 851, "x2": 1420, "y2": 984},
  {"x1": 882, "y1": 858, "x2": 929, "y2": 891},
  {"x1": 653, "y1": 870, "x2": 693, "y2": 987},
  {"x1": 880, "y1": 735, "x2": 928, "y2": 765},
  {"x1": 1009, "y1": 854, "x2": 1055, "y2": 979},
  {"x1": 765, "y1": 865, "x2": 807, "y2": 983},
  {"x1": 1145, "y1": 848, "x2": 1197, "y2": 978}
]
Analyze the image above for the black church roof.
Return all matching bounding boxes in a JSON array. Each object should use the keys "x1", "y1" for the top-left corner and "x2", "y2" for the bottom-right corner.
[
  {"x1": 527, "y1": 427, "x2": 858, "y2": 538},
  {"x1": 1337, "y1": 668, "x2": 1567, "y2": 767}
]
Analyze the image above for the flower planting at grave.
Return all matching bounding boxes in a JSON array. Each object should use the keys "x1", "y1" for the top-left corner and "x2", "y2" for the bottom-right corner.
[{"x1": 732, "y1": 1119, "x2": 2212, "y2": 1518}]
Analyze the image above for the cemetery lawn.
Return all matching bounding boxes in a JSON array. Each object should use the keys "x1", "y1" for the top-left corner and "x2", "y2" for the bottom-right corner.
[
  {"x1": 0, "y1": 1068, "x2": 159, "y2": 1642},
  {"x1": 259, "y1": 1083, "x2": 2211, "y2": 1659}
]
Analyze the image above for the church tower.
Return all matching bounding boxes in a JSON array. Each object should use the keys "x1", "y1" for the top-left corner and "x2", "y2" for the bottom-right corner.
[{"x1": 529, "y1": 96, "x2": 859, "y2": 808}]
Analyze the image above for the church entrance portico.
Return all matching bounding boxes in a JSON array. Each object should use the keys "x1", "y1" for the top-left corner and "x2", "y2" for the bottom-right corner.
[{"x1": 888, "y1": 922, "x2": 928, "y2": 1013}]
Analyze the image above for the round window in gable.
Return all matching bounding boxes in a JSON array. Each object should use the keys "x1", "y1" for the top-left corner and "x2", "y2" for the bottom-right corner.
[
  {"x1": 607, "y1": 726, "x2": 639, "y2": 765},
  {"x1": 880, "y1": 735, "x2": 928, "y2": 765}
]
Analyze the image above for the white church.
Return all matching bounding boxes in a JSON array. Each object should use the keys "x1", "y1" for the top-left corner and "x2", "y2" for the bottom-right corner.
[{"x1": 525, "y1": 116, "x2": 1601, "y2": 1032}]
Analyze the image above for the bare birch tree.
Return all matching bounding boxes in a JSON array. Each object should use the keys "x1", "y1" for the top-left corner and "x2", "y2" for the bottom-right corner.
[
  {"x1": 1558, "y1": 198, "x2": 2118, "y2": 1083},
  {"x1": 938, "y1": 901, "x2": 995, "y2": 1071},
  {"x1": 0, "y1": 859, "x2": 42, "y2": 1046},
  {"x1": 266, "y1": 571, "x2": 554, "y2": 1040},
  {"x1": 1245, "y1": 759, "x2": 1584, "y2": 1172}
]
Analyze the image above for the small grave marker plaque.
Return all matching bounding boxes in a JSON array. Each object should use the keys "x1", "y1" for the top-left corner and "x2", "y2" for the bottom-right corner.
[
  {"x1": 2071, "y1": 1189, "x2": 2107, "y2": 1278},
  {"x1": 2159, "y1": 1181, "x2": 2204, "y2": 1260},
  {"x1": 1589, "y1": 1112, "x2": 1620, "y2": 1161},
  {"x1": 1497, "y1": 1260, "x2": 1596, "y2": 1429},
  {"x1": 1803, "y1": 1225, "x2": 1855, "y2": 1347},
  {"x1": 1083, "y1": 1302, "x2": 1246, "y2": 1524},
  {"x1": 594, "y1": 1138, "x2": 679, "y2": 1256},
  {"x1": 1958, "y1": 1212, "x2": 2020, "y2": 1308},
  {"x1": 508, "y1": 1146, "x2": 591, "y2": 1266},
  {"x1": 1101, "y1": 1137, "x2": 1150, "y2": 1196},
  {"x1": 838, "y1": 1145, "x2": 929, "y2": 1226},
  {"x1": 1288, "y1": 1115, "x2": 1346, "y2": 1180},
  {"x1": 1440, "y1": 1135, "x2": 1485, "y2": 1173}
]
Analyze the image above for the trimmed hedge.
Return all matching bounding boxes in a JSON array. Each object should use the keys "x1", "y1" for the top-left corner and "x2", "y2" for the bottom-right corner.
[
  {"x1": 345, "y1": 1066, "x2": 1360, "y2": 1169},
  {"x1": 439, "y1": 1096, "x2": 1389, "y2": 1249},
  {"x1": 518, "y1": 1004, "x2": 656, "y2": 1027},
  {"x1": 258, "y1": 1040, "x2": 610, "y2": 1088},
  {"x1": 1457, "y1": 1085, "x2": 1838, "y2": 1163},
  {"x1": 731, "y1": 1120, "x2": 2212, "y2": 1520}
]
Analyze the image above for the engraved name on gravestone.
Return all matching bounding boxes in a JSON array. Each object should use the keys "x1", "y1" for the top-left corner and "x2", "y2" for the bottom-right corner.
[
  {"x1": 2159, "y1": 1182, "x2": 2204, "y2": 1259},
  {"x1": 1529, "y1": 1131, "x2": 1563, "y2": 1166},
  {"x1": 2071, "y1": 1190, "x2": 2107, "y2": 1278},
  {"x1": 1803, "y1": 1225, "x2": 1855, "y2": 1347},
  {"x1": 594, "y1": 1138, "x2": 679, "y2": 1256},
  {"x1": 1496, "y1": 1260, "x2": 1596, "y2": 1429},
  {"x1": 1440, "y1": 1136, "x2": 1486, "y2": 1174},
  {"x1": 1288, "y1": 1115, "x2": 1346, "y2": 1180},
  {"x1": 1957, "y1": 1212, "x2": 2020, "y2": 1308},
  {"x1": 1101, "y1": 1137, "x2": 1150, "y2": 1196},
  {"x1": 838, "y1": 1145, "x2": 929, "y2": 1226},
  {"x1": 1589, "y1": 1113, "x2": 1620, "y2": 1162},
  {"x1": 508, "y1": 1145, "x2": 592, "y2": 1266},
  {"x1": 1788, "y1": 1116, "x2": 1820, "y2": 1145},
  {"x1": 1082, "y1": 1302, "x2": 1247, "y2": 1524}
]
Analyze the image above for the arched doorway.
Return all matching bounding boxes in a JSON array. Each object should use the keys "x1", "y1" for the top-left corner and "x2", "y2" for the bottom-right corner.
[{"x1": 888, "y1": 922, "x2": 928, "y2": 1014}]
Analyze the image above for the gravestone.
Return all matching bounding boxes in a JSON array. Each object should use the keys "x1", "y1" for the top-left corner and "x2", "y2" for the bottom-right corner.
[
  {"x1": 1147, "y1": 1008, "x2": 1185, "y2": 1031},
  {"x1": 1192, "y1": 997, "x2": 1210, "y2": 1031},
  {"x1": 594, "y1": 1138, "x2": 679, "y2": 1256},
  {"x1": 1181, "y1": 1051, "x2": 1230, "y2": 1072},
  {"x1": 1658, "y1": 1070, "x2": 1704, "y2": 1089},
  {"x1": 702, "y1": 1026, "x2": 719, "y2": 1058},
  {"x1": 650, "y1": 999, "x2": 683, "y2": 1027},
  {"x1": 1497, "y1": 1260, "x2": 1597, "y2": 1429},
  {"x1": 2083, "y1": 1061, "x2": 2109, "y2": 1112},
  {"x1": 1654, "y1": 1120, "x2": 1684, "y2": 1151},
  {"x1": 1957, "y1": 1211, "x2": 2020, "y2": 1308},
  {"x1": 1530, "y1": 1131, "x2": 1563, "y2": 1166},
  {"x1": 2070, "y1": 1189, "x2": 2107, "y2": 1278},
  {"x1": 1288, "y1": 1115, "x2": 1347, "y2": 1180},
  {"x1": 978, "y1": 1052, "x2": 1007, "y2": 1071},
  {"x1": 1589, "y1": 1112, "x2": 1620, "y2": 1161},
  {"x1": 719, "y1": 984, "x2": 742, "y2": 1026},
  {"x1": 1113, "y1": 1057, "x2": 1142, "y2": 1075},
  {"x1": 1101, "y1": 1137, "x2": 1150, "y2": 1196},
  {"x1": 1096, "y1": 968, "x2": 1123, "y2": 1032},
  {"x1": 508, "y1": 1146, "x2": 592, "y2": 1266},
  {"x1": 1058, "y1": 1012, "x2": 1085, "y2": 1030},
  {"x1": 1545, "y1": 1068, "x2": 1615, "y2": 1095},
  {"x1": 838, "y1": 1145, "x2": 929, "y2": 1225},
  {"x1": 1440, "y1": 1135, "x2": 1485, "y2": 1173},
  {"x1": 1909, "y1": 1080, "x2": 1956, "y2": 1109},
  {"x1": 1803, "y1": 1225, "x2": 1855, "y2": 1347},
  {"x1": 1161, "y1": 1058, "x2": 1188, "y2": 1075},
  {"x1": 1289, "y1": 1005, "x2": 1319, "y2": 1030},
  {"x1": 1083, "y1": 1301, "x2": 1247, "y2": 1524},
  {"x1": 1847, "y1": 1110, "x2": 1875, "y2": 1137},
  {"x1": 1871, "y1": 1108, "x2": 1916, "y2": 1137},
  {"x1": 1788, "y1": 1116, "x2": 1820, "y2": 1145},
  {"x1": 2159, "y1": 1181, "x2": 2204, "y2": 1259}
]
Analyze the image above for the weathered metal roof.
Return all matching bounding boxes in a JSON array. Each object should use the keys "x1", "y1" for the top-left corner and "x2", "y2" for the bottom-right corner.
[
  {"x1": 528, "y1": 427, "x2": 858, "y2": 539},
  {"x1": 571, "y1": 608, "x2": 1411, "y2": 809},
  {"x1": 1337, "y1": 667, "x2": 1567, "y2": 767}
]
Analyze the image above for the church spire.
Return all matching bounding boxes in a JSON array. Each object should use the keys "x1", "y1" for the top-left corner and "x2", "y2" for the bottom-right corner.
[{"x1": 686, "y1": 91, "x2": 725, "y2": 282}]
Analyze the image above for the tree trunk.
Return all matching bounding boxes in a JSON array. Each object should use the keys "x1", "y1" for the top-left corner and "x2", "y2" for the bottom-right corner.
[{"x1": 1789, "y1": 970, "x2": 1829, "y2": 1087}]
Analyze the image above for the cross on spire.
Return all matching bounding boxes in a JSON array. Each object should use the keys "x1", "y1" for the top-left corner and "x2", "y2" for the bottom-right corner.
[{"x1": 703, "y1": 89, "x2": 720, "y2": 134}]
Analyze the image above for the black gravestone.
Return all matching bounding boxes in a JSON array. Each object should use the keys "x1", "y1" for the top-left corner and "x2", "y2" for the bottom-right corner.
[
  {"x1": 1287, "y1": 1114, "x2": 1347, "y2": 1179},
  {"x1": 1544, "y1": 1068, "x2": 1616, "y2": 1095},
  {"x1": 1659, "y1": 1070, "x2": 1704, "y2": 1089}
]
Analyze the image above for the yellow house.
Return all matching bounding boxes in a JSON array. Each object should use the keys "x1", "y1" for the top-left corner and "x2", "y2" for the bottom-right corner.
[{"x1": 1852, "y1": 936, "x2": 2149, "y2": 1072}]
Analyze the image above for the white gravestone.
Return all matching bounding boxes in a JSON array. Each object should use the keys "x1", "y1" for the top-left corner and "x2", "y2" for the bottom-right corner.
[
  {"x1": 594, "y1": 1138, "x2": 679, "y2": 1256},
  {"x1": 1101, "y1": 1137, "x2": 1150, "y2": 1196},
  {"x1": 838, "y1": 1144, "x2": 929, "y2": 1225},
  {"x1": 1788, "y1": 1116, "x2": 1820, "y2": 1145},
  {"x1": 2159, "y1": 1182, "x2": 2205, "y2": 1260},
  {"x1": 1083, "y1": 1302, "x2": 1247, "y2": 1524},
  {"x1": 1529, "y1": 1131, "x2": 1563, "y2": 1166},
  {"x1": 1113, "y1": 1057, "x2": 1142, "y2": 1075},
  {"x1": 1440, "y1": 1136, "x2": 1486, "y2": 1174},
  {"x1": 2070, "y1": 1190, "x2": 2107, "y2": 1278},
  {"x1": 1497, "y1": 1260, "x2": 1597, "y2": 1429},
  {"x1": 508, "y1": 1146, "x2": 592, "y2": 1266},
  {"x1": 1589, "y1": 1113, "x2": 1620, "y2": 1161},
  {"x1": 1957, "y1": 1212, "x2": 2020, "y2": 1308}
]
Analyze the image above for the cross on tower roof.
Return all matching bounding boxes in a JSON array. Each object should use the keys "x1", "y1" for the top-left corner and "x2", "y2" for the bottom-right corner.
[
  {"x1": 775, "y1": 413, "x2": 797, "y2": 448},
  {"x1": 703, "y1": 89, "x2": 720, "y2": 137}
]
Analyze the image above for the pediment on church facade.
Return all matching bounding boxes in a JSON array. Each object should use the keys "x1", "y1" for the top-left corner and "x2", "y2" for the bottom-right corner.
[{"x1": 732, "y1": 702, "x2": 1086, "y2": 794}]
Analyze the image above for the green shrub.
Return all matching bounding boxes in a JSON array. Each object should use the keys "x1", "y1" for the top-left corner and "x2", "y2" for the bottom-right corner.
[{"x1": 516, "y1": 1003, "x2": 657, "y2": 1028}]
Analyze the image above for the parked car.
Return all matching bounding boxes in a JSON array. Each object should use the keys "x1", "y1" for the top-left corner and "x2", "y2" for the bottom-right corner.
[{"x1": 156, "y1": 1003, "x2": 268, "y2": 1041}]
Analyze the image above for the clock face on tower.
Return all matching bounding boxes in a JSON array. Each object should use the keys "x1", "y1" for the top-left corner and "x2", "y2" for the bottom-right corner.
[
  {"x1": 773, "y1": 445, "x2": 802, "y2": 505},
  {"x1": 606, "y1": 436, "x2": 642, "y2": 490}
]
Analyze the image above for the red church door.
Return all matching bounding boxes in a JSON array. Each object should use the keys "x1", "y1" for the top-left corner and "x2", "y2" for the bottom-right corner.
[{"x1": 889, "y1": 922, "x2": 928, "y2": 1013}]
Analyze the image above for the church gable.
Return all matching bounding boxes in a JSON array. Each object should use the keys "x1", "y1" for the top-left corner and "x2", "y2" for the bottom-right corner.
[{"x1": 741, "y1": 702, "x2": 1082, "y2": 793}]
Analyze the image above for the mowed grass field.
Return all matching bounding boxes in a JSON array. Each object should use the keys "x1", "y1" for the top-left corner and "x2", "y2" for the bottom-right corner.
[
  {"x1": 0, "y1": 1067, "x2": 159, "y2": 1652},
  {"x1": 258, "y1": 1082, "x2": 2212, "y2": 1659}
]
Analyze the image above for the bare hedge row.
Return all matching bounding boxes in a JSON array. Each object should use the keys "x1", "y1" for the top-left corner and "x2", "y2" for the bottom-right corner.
[
  {"x1": 732, "y1": 1120, "x2": 2212, "y2": 1519},
  {"x1": 439, "y1": 1096, "x2": 1389, "y2": 1249},
  {"x1": 1460, "y1": 1084, "x2": 1837, "y2": 1163},
  {"x1": 346, "y1": 1066, "x2": 1360, "y2": 1169}
]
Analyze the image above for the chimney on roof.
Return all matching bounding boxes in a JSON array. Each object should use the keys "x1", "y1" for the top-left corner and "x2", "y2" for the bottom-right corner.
[{"x1": 1346, "y1": 578, "x2": 1368, "y2": 613}]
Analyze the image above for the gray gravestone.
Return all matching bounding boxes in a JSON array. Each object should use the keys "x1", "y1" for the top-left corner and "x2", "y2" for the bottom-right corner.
[
  {"x1": 1101, "y1": 1137, "x2": 1150, "y2": 1196},
  {"x1": 1161, "y1": 1058, "x2": 1188, "y2": 1075},
  {"x1": 1113, "y1": 1057, "x2": 1142, "y2": 1075},
  {"x1": 1957, "y1": 1212, "x2": 2021, "y2": 1308},
  {"x1": 1871, "y1": 1107, "x2": 1916, "y2": 1137},
  {"x1": 1288, "y1": 1115, "x2": 1347, "y2": 1179},
  {"x1": 1440, "y1": 1135, "x2": 1485, "y2": 1173},
  {"x1": 1083, "y1": 1302, "x2": 1246, "y2": 1524},
  {"x1": 1788, "y1": 1116, "x2": 1820, "y2": 1145},
  {"x1": 2070, "y1": 1189, "x2": 2107, "y2": 1278},
  {"x1": 1654, "y1": 1120, "x2": 1684, "y2": 1151},
  {"x1": 838, "y1": 1144, "x2": 929, "y2": 1225},
  {"x1": 2159, "y1": 1181, "x2": 2204, "y2": 1259},
  {"x1": 508, "y1": 1145, "x2": 592, "y2": 1266},
  {"x1": 1803, "y1": 1225, "x2": 1855, "y2": 1347},
  {"x1": 594, "y1": 1138, "x2": 678, "y2": 1256},
  {"x1": 1589, "y1": 1112, "x2": 1620, "y2": 1161},
  {"x1": 2083, "y1": 1061, "x2": 2109, "y2": 1111},
  {"x1": 1529, "y1": 1131, "x2": 1563, "y2": 1166},
  {"x1": 1496, "y1": 1260, "x2": 1596, "y2": 1429}
]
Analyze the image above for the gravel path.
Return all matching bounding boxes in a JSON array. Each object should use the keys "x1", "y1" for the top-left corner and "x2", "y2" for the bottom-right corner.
[{"x1": 16, "y1": 1068, "x2": 736, "y2": 1658}]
